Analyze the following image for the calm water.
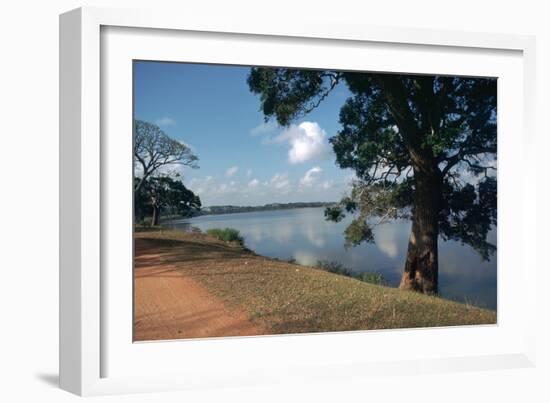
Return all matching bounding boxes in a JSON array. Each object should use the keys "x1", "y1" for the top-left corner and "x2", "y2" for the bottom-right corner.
[{"x1": 168, "y1": 207, "x2": 497, "y2": 309}]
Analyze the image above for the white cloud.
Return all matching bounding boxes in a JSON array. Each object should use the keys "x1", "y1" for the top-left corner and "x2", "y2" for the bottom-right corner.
[
  {"x1": 225, "y1": 166, "x2": 239, "y2": 177},
  {"x1": 246, "y1": 168, "x2": 253, "y2": 178},
  {"x1": 183, "y1": 167, "x2": 344, "y2": 206},
  {"x1": 217, "y1": 181, "x2": 238, "y2": 194},
  {"x1": 268, "y1": 173, "x2": 291, "y2": 193},
  {"x1": 155, "y1": 117, "x2": 176, "y2": 126},
  {"x1": 250, "y1": 120, "x2": 278, "y2": 136},
  {"x1": 344, "y1": 173, "x2": 359, "y2": 186},
  {"x1": 320, "y1": 180, "x2": 333, "y2": 190},
  {"x1": 274, "y1": 121, "x2": 330, "y2": 164},
  {"x1": 299, "y1": 167, "x2": 322, "y2": 187},
  {"x1": 186, "y1": 175, "x2": 214, "y2": 195}
]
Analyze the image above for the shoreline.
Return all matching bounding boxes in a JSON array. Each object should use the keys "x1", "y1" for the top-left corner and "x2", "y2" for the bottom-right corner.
[
  {"x1": 162, "y1": 205, "x2": 330, "y2": 224},
  {"x1": 144, "y1": 221, "x2": 496, "y2": 311},
  {"x1": 134, "y1": 229, "x2": 496, "y2": 341}
]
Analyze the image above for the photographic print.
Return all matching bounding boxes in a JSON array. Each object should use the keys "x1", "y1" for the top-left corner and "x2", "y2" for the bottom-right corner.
[{"x1": 133, "y1": 62, "x2": 497, "y2": 342}]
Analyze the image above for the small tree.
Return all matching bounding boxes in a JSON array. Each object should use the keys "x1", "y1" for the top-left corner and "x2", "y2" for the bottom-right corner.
[
  {"x1": 248, "y1": 68, "x2": 497, "y2": 294},
  {"x1": 163, "y1": 177, "x2": 202, "y2": 218},
  {"x1": 137, "y1": 175, "x2": 202, "y2": 226},
  {"x1": 133, "y1": 120, "x2": 199, "y2": 194}
]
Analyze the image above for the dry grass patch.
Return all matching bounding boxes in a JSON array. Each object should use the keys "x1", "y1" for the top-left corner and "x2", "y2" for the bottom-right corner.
[{"x1": 135, "y1": 229, "x2": 496, "y2": 336}]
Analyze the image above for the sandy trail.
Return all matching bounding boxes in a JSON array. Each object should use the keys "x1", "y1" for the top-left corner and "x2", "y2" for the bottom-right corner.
[{"x1": 134, "y1": 238, "x2": 264, "y2": 341}]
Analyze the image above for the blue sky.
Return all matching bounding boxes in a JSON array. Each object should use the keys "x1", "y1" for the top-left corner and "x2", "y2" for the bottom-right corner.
[{"x1": 134, "y1": 61, "x2": 355, "y2": 206}]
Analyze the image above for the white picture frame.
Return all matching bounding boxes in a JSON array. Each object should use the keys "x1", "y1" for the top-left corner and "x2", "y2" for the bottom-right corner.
[{"x1": 59, "y1": 6, "x2": 537, "y2": 396}]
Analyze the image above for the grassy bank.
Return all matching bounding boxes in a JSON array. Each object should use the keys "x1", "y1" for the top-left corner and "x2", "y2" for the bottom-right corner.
[
  {"x1": 206, "y1": 227, "x2": 245, "y2": 245},
  {"x1": 134, "y1": 229, "x2": 496, "y2": 335}
]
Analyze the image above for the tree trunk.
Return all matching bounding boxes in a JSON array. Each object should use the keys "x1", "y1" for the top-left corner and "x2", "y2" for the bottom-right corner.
[
  {"x1": 151, "y1": 204, "x2": 160, "y2": 226},
  {"x1": 399, "y1": 169, "x2": 440, "y2": 294}
]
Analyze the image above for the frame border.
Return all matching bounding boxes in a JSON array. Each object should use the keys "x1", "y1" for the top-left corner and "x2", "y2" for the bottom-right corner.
[{"x1": 59, "y1": 6, "x2": 537, "y2": 396}]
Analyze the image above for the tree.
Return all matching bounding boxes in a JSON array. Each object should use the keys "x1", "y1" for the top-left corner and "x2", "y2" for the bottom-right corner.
[
  {"x1": 133, "y1": 120, "x2": 199, "y2": 194},
  {"x1": 248, "y1": 68, "x2": 497, "y2": 294},
  {"x1": 135, "y1": 175, "x2": 201, "y2": 226},
  {"x1": 162, "y1": 176, "x2": 202, "y2": 218}
]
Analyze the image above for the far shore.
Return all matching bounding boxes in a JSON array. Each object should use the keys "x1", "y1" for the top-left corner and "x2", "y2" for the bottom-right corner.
[
  {"x1": 157, "y1": 202, "x2": 335, "y2": 223},
  {"x1": 134, "y1": 229, "x2": 496, "y2": 341}
]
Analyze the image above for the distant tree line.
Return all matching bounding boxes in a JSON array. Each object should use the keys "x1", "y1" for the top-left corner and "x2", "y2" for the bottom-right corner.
[{"x1": 200, "y1": 202, "x2": 334, "y2": 216}]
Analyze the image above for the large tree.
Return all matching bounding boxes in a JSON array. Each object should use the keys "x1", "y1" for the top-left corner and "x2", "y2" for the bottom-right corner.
[
  {"x1": 248, "y1": 69, "x2": 497, "y2": 294},
  {"x1": 133, "y1": 120, "x2": 199, "y2": 194}
]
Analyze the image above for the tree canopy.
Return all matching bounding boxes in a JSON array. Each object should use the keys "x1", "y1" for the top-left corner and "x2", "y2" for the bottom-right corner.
[
  {"x1": 133, "y1": 120, "x2": 199, "y2": 193},
  {"x1": 248, "y1": 68, "x2": 497, "y2": 267},
  {"x1": 134, "y1": 175, "x2": 202, "y2": 225},
  {"x1": 133, "y1": 120, "x2": 201, "y2": 225}
]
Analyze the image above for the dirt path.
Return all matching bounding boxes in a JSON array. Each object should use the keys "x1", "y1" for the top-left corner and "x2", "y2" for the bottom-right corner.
[{"x1": 134, "y1": 238, "x2": 264, "y2": 341}]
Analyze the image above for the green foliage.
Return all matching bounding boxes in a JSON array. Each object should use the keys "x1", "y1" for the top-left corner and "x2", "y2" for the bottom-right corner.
[
  {"x1": 134, "y1": 175, "x2": 202, "y2": 223},
  {"x1": 316, "y1": 260, "x2": 353, "y2": 276},
  {"x1": 356, "y1": 272, "x2": 385, "y2": 285},
  {"x1": 206, "y1": 228, "x2": 245, "y2": 245},
  {"x1": 343, "y1": 218, "x2": 375, "y2": 247},
  {"x1": 439, "y1": 176, "x2": 497, "y2": 259},
  {"x1": 137, "y1": 218, "x2": 152, "y2": 227},
  {"x1": 133, "y1": 119, "x2": 201, "y2": 226},
  {"x1": 316, "y1": 260, "x2": 384, "y2": 285},
  {"x1": 324, "y1": 206, "x2": 345, "y2": 222},
  {"x1": 247, "y1": 69, "x2": 341, "y2": 126}
]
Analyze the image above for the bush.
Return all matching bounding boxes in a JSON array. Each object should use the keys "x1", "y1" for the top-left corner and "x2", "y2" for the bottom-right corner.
[
  {"x1": 206, "y1": 228, "x2": 245, "y2": 245},
  {"x1": 356, "y1": 272, "x2": 384, "y2": 285},
  {"x1": 190, "y1": 226, "x2": 203, "y2": 234},
  {"x1": 316, "y1": 260, "x2": 384, "y2": 285},
  {"x1": 316, "y1": 260, "x2": 353, "y2": 277},
  {"x1": 137, "y1": 218, "x2": 151, "y2": 227}
]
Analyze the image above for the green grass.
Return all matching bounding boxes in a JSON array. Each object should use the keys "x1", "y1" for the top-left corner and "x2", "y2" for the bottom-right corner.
[
  {"x1": 316, "y1": 260, "x2": 385, "y2": 285},
  {"x1": 135, "y1": 230, "x2": 496, "y2": 335},
  {"x1": 205, "y1": 227, "x2": 245, "y2": 245},
  {"x1": 134, "y1": 223, "x2": 164, "y2": 232}
]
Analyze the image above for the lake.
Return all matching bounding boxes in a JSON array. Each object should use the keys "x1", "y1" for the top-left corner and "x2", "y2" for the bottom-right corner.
[{"x1": 167, "y1": 207, "x2": 497, "y2": 309}]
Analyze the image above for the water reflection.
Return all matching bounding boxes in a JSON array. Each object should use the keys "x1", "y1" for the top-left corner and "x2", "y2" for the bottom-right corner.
[
  {"x1": 293, "y1": 250, "x2": 319, "y2": 266},
  {"x1": 168, "y1": 207, "x2": 496, "y2": 309}
]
